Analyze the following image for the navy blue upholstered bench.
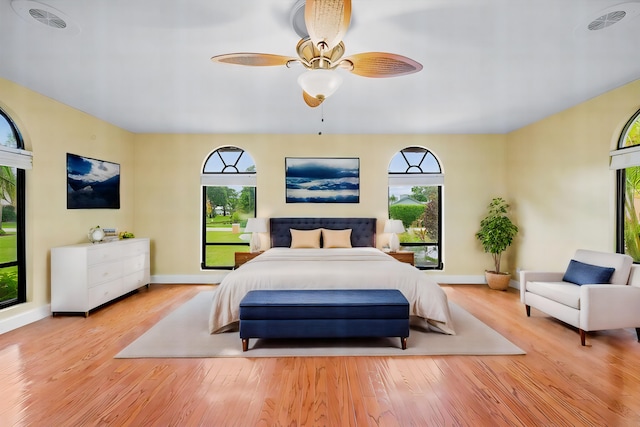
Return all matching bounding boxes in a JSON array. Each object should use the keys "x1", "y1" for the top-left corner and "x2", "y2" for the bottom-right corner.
[{"x1": 239, "y1": 289, "x2": 410, "y2": 351}]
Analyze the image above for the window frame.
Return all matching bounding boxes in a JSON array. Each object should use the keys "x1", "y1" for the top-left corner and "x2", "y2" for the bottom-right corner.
[
  {"x1": 388, "y1": 146, "x2": 443, "y2": 270},
  {"x1": 201, "y1": 146, "x2": 257, "y2": 270},
  {"x1": 0, "y1": 109, "x2": 27, "y2": 309},
  {"x1": 615, "y1": 108, "x2": 640, "y2": 257}
]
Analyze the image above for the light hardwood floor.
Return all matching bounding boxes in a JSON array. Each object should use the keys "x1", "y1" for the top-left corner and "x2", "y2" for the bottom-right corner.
[{"x1": 1, "y1": 283, "x2": 640, "y2": 426}]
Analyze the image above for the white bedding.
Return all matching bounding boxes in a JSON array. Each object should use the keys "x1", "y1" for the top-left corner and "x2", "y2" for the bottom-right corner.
[{"x1": 208, "y1": 247, "x2": 455, "y2": 335}]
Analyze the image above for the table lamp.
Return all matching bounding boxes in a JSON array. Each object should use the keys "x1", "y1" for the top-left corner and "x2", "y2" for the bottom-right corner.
[
  {"x1": 384, "y1": 219, "x2": 405, "y2": 252},
  {"x1": 244, "y1": 218, "x2": 267, "y2": 253}
]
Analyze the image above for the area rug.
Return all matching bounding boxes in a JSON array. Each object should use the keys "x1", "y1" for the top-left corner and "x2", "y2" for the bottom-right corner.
[{"x1": 116, "y1": 291, "x2": 525, "y2": 358}]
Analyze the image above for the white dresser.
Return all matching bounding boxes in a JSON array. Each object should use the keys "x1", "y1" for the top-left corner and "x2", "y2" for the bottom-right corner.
[{"x1": 51, "y1": 238, "x2": 150, "y2": 316}]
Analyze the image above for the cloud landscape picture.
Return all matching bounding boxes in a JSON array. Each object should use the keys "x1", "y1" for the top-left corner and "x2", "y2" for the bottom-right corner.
[{"x1": 285, "y1": 158, "x2": 359, "y2": 203}]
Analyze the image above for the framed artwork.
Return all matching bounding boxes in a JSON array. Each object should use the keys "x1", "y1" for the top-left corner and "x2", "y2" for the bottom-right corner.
[
  {"x1": 67, "y1": 153, "x2": 120, "y2": 209},
  {"x1": 285, "y1": 157, "x2": 360, "y2": 203}
]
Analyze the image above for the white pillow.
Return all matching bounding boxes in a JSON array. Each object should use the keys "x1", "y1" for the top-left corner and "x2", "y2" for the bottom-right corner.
[
  {"x1": 290, "y1": 228, "x2": 321, "y2": 248},
  {"x1": 322, "y1": 228, "x2": 352, "y2": 248}
]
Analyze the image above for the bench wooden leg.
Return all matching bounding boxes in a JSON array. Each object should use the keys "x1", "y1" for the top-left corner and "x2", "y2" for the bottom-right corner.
[
  {"x1": 242, "y1": 338, "x2": 249, "y2": 352},
  {"x1": 401, "y1": 337, "x2": 407, "y2": 350}
]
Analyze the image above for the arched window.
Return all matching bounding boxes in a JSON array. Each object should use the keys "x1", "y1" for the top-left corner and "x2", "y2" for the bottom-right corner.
[
  {"x1": 0, "y1": 109, "x2": 29, "y2": 309},
  {"x1": 201, "y1": 146, "x2": 257, "y2": 269},
  {"x1": 613, "y1": 109, "x2": 640, "y2": 260},
  {"x1": 388, "y1": 146, "x2": 443, "y2": 269}
]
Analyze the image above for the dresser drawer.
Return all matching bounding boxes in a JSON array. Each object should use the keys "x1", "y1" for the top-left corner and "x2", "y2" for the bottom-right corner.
[
  {"x1": 122, "y1": 269, "x2": 149, "y2": 293},
  {"x1": 88, "y1": 261, "x2": 122, "y2": 287},
  {"x1": 88, "y1": 245, "x2": 122, "y2": 265},
  {"x1": 122, "y1": 253, "x2": 148, "y2": 275},
  {"x1": 121, "y1": 240, "x2": 149, "y2": 257},
  {"x1": 89, "y1": 279, "x2": 124, "y2": 308}
]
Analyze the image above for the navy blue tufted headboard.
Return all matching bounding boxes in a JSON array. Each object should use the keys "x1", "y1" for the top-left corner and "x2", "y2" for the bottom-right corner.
[{"x1": 269, "y1": 217, "x2": 377, "y2": 248}]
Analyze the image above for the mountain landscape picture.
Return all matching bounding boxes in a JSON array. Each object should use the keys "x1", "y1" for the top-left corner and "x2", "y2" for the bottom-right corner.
[
  {"x1": 285, "y1": 157, "x2": 359, "y2": 203},
  {"x1": 67, "y1": 153, "x2": 120, "y2": 209}
]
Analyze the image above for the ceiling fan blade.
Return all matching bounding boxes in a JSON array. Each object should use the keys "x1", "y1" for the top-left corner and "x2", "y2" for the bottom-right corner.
[
  {"x1": 211, "y1": 53, "x2": 295, "y2": 67},
  {"x1": 303, "y1": 91, "x2": 324, "y2": 107},
  {"x1": 342, "y1": 52, "x2": 423, "y2": 78},
  {"x1": 305, "y1": 0, "x2": 351, "y2": 51}
]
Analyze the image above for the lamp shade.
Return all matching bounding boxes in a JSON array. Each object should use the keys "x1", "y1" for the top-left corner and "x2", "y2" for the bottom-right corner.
[
  {"x1": 384, "y1": 219, "x2": 405, "y2": 234},
  {"x1": 244, "y1": 218, "x2": 267, "y2": 233},
  {"x1": 297, "y1": 69, "x2": 343, "y2": 99}
]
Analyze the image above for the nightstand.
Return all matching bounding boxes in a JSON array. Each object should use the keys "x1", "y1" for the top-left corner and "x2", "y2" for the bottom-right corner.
[
  {"x1": 386, "y1": 251, "x2": 414, "y2": 265},
  {"x1": 234, "y1": 251, "x2": 264, "y2": 269}
]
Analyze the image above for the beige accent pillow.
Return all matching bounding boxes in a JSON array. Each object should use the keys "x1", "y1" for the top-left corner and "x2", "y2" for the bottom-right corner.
[
  {"x1": 322, "y1": 228, "x2": 352, "y2": 248},
  {"x1": 290, "y1": 228, "x2": 321, "y2": 248}
]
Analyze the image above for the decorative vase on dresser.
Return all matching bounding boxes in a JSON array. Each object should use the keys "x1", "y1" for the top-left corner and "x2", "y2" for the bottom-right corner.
[{"x1": 51, "y1": 238, "x2": 150, "y2": 316}]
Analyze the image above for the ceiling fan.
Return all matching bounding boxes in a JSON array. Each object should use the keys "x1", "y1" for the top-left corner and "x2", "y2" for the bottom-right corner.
[{"x1": 211, "y1": 0, "x2": 423, "y2": 107}]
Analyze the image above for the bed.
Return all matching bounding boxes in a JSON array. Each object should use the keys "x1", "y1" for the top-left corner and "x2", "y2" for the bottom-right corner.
[{"x1": 208, "y1": 217, "x2": 455, "y2": 335}]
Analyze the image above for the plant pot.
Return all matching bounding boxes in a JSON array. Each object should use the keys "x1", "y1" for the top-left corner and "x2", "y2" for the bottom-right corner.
[{"x1": 485, "y1": 271, "x2": 511, "y2": 291}]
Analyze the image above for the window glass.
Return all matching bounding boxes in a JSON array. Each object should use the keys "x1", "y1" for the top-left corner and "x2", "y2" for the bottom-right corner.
[
  {"x1": 388, "y1": 147, "x2": 443, "y2": 269},
  {"x1": 0, "y1": 110, "x2": 25, "y2": 309},
  {"x1": 202, "y1": 147, "x2": 256, "y2": 269},
  {"x1": 389, "y1": 147, "x2": 440, "y2": 173}
]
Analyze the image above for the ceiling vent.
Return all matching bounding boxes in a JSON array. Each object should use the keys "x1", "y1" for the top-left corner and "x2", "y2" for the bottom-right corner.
[
  {"x1": 588, "y1": 10, "x2": 626, "y2": 30},
  {"x1": 28, "y1": 8, "x2": 67, "y2": 29},
  {"x1": 577, "y1": 2, "x2": 640, "y2": 34},
  {"x1": 11, "y1": 0, "x2": 80, "y2": 35}
]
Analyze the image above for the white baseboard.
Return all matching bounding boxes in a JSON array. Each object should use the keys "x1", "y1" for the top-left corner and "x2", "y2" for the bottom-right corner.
[
  {"x1": 431, "y1": 275, "x2": 520, "y2": 289},
  {"x1": 429, "y1": 274, "x2": 486, "y2": 284},
  {"x1": 151, "y1": 274, "x2": 227, "y2": 284},
  {"x1": 0, "y1": 304, "x2": 51, "y2": 335}
]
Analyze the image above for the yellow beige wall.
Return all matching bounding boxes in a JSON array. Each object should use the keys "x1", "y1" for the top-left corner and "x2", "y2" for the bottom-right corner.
[
  {"x1": 0, "y1": 78, "x2": 136, "y2": 324},
  {"x1": 3, "y1": 73, "x2": 639, "y2": 326},
  {"x1": 507, "y1": 79, "x2": 640, "y2": 273},
  {"x1": 133, "y1": 134, "x2": 507, "y2": 277}
]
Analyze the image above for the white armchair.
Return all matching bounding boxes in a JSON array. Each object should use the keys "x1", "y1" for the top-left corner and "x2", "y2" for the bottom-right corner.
[{"x1": 520, "y1": 249, "x2": 640, "y2": 345}]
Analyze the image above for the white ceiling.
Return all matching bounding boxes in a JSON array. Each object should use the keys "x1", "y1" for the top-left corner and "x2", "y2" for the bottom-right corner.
[{"x1": 1, "y1": 0, "x2": 639, "y2": 135}]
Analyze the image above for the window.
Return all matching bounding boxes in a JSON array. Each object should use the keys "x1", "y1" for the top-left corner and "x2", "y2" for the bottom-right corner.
[
  {"x1": 0, "y1": 109, "x2": 28, "y2": 309},
  {"x1": 388, "y1": 146, "x2": 443, "y2": 269},
  {"x1": 614, "y1": 109, "x2": 640, "y2": 261},
  {"x1": 201, "y1": 146, "x2": 256, "y2": 269}
]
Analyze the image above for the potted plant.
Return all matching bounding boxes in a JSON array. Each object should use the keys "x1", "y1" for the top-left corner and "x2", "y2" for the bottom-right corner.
[{"x1": 475, "y1": 197, "x2": 519, "y2": 290}]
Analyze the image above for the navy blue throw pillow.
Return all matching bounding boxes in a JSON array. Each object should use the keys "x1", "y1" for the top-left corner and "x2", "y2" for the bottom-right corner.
[{"x1": 562, "y1": 259, "x2": 615, "y2": 285}]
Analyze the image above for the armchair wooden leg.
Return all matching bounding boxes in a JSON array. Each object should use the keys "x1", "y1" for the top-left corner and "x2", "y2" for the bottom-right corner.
[
  {"x1": 580, "y1": 329, "x2": 586, "y2": 346},
  {"x1": 636, "y1": 328, "x2": 640, "y2": 342},
  {"x1": 525, "y1": 305, "x2": 530, "y2": 317}
]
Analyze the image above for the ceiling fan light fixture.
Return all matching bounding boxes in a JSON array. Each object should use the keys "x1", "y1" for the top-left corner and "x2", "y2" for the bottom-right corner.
[{"x1": 297, "y1": 69, "x2": 343, "y2": 99}]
